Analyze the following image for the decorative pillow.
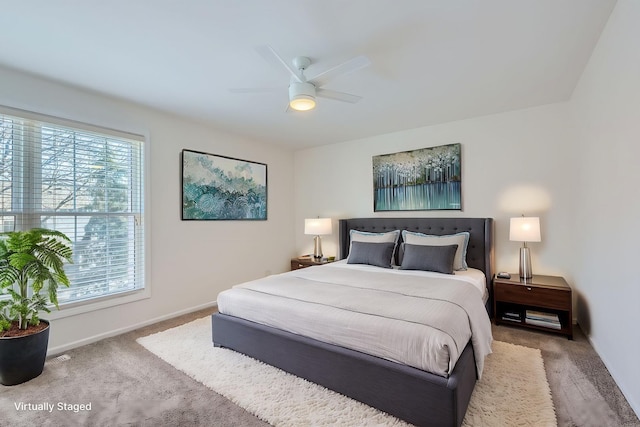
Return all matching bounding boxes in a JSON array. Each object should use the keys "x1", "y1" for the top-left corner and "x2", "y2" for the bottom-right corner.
[
  {"x1": 401, "y1": 230, "x2": 470, "y2": 270},
  {"x1": 397, "y1": 242, "x2": 407, "y2": 265},
  {"x1": 349, "y1": 229, "x2": 400, "y2": 265},
  {"x1": 347, "y1": 241, "x2": 396, "y2": 269},
  {"x1": 400, "y1": 244, "x2": 458, "y2": 274},
  {"x1": 350, "y1": 229, "x2": 400, "y2": 244}
]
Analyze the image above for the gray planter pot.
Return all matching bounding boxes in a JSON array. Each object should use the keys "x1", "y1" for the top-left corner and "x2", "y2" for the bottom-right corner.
[{"x1": 0, "y1": 320, "x2": 50, "y2": 386}]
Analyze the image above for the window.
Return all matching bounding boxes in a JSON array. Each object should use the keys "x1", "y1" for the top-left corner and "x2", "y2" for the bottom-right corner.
[{"x1": 0, "y1": 107, "x2": 145, "y2": 306}]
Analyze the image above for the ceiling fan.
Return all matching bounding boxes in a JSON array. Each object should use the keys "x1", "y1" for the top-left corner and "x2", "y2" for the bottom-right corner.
[{"x1": 231, "y1": 45, "x2": 371, "y2": 112}]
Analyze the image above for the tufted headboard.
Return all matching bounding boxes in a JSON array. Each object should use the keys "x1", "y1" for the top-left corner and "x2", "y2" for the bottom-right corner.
[{"x1": 339, "y1": 217, "x2": 495, "y2": 306}]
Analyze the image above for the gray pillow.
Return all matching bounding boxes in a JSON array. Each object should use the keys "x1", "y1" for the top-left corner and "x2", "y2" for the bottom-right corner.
[
  {"x1": 401, "y1": 230, "x2": 470, "y2": 270},
  {"x1": 398, "y1": 243, "x2": 407, "y2": 265},
  {"x1": 400, "y1": 244, "x2": 459, "y2": 274},
  {"x1": 347, "y1": 241, "x2": 395, "y2": 269},
  {"x1": 349, "y1": 229, "x2": 400, "y2": 266}
]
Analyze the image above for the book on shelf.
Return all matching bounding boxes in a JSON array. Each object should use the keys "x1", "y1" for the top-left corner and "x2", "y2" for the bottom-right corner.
[
  {"x1": 525, "y1": 310, "x2": 560, "y2": 323},
  {"x1": 525, "y1": 317, "x2": 561, "y2": 330},
  {"x1": 501, "y1": 311, "x2": 522, "y2": 322}
]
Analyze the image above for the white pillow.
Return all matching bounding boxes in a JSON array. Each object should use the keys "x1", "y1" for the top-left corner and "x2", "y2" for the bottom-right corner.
[
  {"x1": 401, "y1": 230, "x2": 470, "y2": 271},
  {"x1": 348, "y1": 229, "x2": 400, "y2": 265}
]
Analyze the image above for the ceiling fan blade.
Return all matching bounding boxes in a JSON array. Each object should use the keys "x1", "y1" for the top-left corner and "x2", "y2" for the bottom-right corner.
[
  {"x1": 316, "y1": 88, "x2": 362, "y2": 104},
  {"x1": 308, "y1": 55, "x2": 371, "y2": 88},
  {"x1": 255, "y1": 45, "x2": 303, "y2": 83}
]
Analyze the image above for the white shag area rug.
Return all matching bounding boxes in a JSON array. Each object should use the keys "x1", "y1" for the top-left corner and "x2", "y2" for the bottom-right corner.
[{"x1": 137, "y1": 317, "x2": 556, "y2": 426}]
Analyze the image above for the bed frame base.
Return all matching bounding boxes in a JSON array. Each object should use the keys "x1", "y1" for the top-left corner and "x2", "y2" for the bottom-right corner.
[{"x1": 212, "y1": 313, "x2": 476, "y2": 427}]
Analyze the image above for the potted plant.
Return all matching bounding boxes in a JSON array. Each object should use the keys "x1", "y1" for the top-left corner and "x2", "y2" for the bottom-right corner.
[{"x1": 0, "y1": 228, "x2": 73, "y2": 386}]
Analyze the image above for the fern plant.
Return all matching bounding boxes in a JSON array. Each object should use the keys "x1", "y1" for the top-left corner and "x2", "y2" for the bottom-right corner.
[{"x1": 0, "y1": 228, "x2": 73, "y2": 332}]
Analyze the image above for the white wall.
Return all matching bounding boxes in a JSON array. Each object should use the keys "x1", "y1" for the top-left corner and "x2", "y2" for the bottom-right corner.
[
  {"x1": 569, "y1": 0, "x2": 640, "y2": 415},
  {"x1": 294, "y1": 103, "x2": 577, "y2": 278},
  {"x1": 0, "y1": 66, "x2": 295, "y2": 352}
]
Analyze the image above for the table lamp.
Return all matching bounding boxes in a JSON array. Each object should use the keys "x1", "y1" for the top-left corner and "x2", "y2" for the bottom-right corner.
[
  {"x1": 509, "y1": 216, "x2": 541, "y2": 279},
  {"x1": 304, "y1": 218, "x2": 332, "y2": 259}
]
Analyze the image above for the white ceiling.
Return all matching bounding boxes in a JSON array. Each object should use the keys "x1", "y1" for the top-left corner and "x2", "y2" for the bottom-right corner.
[{"x1": 0, "y1": 1, "x2": 616, "y2": 149}]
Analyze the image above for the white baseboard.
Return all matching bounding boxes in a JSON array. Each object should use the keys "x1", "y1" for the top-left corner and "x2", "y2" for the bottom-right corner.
[{"x1": 47, "y1": 301, "x2": 218, "y2": 357}]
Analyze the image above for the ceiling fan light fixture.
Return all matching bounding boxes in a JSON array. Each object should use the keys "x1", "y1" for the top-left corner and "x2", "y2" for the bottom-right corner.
[
  {"x1": 289, "y1": 82, "x2": 316, "y2": 111},
  {"x1": 290, "y1": 95, "x2": 316, "y2": 111}
]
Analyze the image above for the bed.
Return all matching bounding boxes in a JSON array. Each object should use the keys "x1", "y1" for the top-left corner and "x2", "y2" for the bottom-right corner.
[{"x1": 212, "y1": 217, "x2": 494, "y2": 426}]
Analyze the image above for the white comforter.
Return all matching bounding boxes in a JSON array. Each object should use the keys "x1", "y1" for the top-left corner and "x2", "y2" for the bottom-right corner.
[{"x1": 217, "y1": 262, "x2": 493, "y2": 378}]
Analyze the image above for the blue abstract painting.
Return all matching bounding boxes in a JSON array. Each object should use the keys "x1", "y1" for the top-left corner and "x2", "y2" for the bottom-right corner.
[
  {"x1": 373, "y1": 143, "x2": 461, "y2": 211},
  {"x1": 182, "y1": 149, "x2": 267, "y2": 220}
]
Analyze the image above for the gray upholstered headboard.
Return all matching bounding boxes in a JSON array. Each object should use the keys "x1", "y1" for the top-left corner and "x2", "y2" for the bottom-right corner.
[{"x1": 339, "y1": 217, "x2": 495, "y2": 299}]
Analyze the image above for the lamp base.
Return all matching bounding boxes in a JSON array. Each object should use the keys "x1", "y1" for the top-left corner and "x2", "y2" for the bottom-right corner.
[
  {"x1": 519, "y1": 246, "x2": 532, "y2": 279},
  {"x1": 313, "y1": 235, "x2": 323, "y2": 259}
]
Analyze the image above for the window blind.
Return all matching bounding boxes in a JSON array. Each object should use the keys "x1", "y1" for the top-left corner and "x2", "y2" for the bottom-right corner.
[{"x1": 0, "y1": 108, "x2": 145, "y2": 305}]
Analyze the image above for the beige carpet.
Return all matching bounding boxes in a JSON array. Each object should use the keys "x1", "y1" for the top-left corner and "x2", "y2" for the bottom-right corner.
[{"x1": 138, "y1": 317, "x2": 556, "y2": 426}]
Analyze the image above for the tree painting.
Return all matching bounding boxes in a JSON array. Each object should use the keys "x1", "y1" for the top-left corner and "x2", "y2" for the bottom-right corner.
[
  {"x1": 182, "y1": 150, "x2": 267, "y2": 220},
  {"x1": 373, "y1": 143, "x2": 461, "y2": 211}
]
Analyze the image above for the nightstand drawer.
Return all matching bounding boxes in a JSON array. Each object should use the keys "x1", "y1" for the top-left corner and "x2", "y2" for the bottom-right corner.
[{"x1": 495, "y1": 282, "x2": 570, "y2": 310}]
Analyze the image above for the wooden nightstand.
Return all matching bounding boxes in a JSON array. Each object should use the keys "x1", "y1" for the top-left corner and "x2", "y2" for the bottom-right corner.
[
  {"x1": 290, "y1": 257, "x2": 334, "y2": 271},
  {"x1": 494, "y1": 274, "x2": 573, "y2": 339}
]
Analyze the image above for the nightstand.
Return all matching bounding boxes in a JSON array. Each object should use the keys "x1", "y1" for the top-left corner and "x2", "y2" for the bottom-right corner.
[
  {"x1": 290, "y1": 257, "x2": 334, "y2": 271},
  {"x1": 494, "y1": 274, "x2": 573, "y2": 339}
]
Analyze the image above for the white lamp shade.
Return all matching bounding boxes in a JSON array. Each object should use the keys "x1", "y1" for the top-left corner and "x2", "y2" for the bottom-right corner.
[
  {"x1": 509, "y1": 217, "x2": 541, "y2": 242},
  {"x1": 304, "y1": 218, "x2": 332, "y2": 235}
]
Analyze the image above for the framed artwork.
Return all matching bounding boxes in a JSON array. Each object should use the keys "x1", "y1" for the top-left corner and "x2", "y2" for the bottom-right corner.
[
  {"x1": 181, "y1": 149, "x2": 267, "y2": 220},
  {"x1": 372, "y1": 143, "x2": 461, "y2": 211}
]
